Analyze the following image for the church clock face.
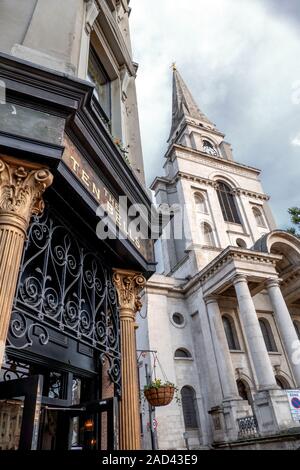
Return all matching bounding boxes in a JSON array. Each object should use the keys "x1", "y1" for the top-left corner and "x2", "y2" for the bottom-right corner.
[{"x1": 203, "y1": 140, "x2": 217, "y2": 156}]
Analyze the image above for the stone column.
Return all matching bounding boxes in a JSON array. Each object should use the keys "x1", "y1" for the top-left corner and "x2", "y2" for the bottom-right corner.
[
  {"x1": 205, "y1": 297, "x2": 239, "y2": 400},
  {"x1": 266, "y1": 278, "x2": 300, "y2": 387},
  {"x1": 233, "y1": 274, "x2": 277, "y2": 390},
  {"x1": 113, "y1": 269, "x2": 146, "y2": 450},
  {"x1": 0, "y1": 156, "x2": 53, "y2": 367}
]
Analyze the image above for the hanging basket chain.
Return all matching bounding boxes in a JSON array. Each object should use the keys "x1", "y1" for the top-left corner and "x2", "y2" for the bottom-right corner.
[
  {"x1": 155, "y1": 354, "x2": 169, "y2": 383},
  {"x1": 140, "y1": 350, "x2": 177, "y2": 407},
  {"x1": 150, "y1": 351, "x2": 169, "y2": 384}
]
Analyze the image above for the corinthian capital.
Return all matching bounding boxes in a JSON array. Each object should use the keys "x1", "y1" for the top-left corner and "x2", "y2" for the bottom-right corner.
[
  {"x1": 0, "y1": 157, "x2": 53, "y2": 224},
  {"x1": 113, "y1": 269, "x2": 146, "y2": 314}
]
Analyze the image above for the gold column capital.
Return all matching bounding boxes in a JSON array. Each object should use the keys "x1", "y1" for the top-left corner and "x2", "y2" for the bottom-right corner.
[
  {"x1": 0, "y1": 156, "x2": 53, "y2": 229},
  {"x1": 0, "y1": 156, "x2": 53, "y2": 369},
  {"x1": 112, "y1": 268, "x2": 146, "y2": 315}
]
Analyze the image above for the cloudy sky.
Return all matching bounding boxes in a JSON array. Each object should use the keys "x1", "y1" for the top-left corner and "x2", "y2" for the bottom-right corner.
[{"x1": 130, "y1": 0, "x2": 300, "y2": 229}]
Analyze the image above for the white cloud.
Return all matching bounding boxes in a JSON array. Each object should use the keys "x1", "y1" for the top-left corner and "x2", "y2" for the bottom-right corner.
[
  {"x1": 292, "y1": 133, "x2": 300, "y2": 146},
  {"x1": 130, "y1": 0, "x2": 300, "y2": 227}
]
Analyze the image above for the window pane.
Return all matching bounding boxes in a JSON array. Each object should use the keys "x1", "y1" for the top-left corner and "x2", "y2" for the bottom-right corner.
[
  {"x1": 203, "y1": 140, "x2": 217, "y2": 156},
  {"x1": 217, "y1": 182, "x2": 241, "y2": 224},
  {"x1": 203, "y1": 223, "x2": 215, "y2": 246},
  {"x1": 259, "y1": 319, "x2": 277, "y2": 352},
  {"x1": 175, "y1": 349, "x2": 191, "y2": 358},
  {"x1": 181, "y1": 387, "x2": 198, "y2": 429},
  {"x1": 195, "y1": 194, "x2": 207, "y2": 213},
  {"x1": 0, "y1": 398, "x2": 25, "y2": 450},
  {"x1": 253, "y1": 208, "x2": 266, "y2": 227},
  {"x1": 237, "y1": 380, "x2": 249, "y2": 402},
  {"x1": 222, "y1": 316, "x2": 239, "y2": 350},
  {"x1": 88, "y1": 48, "x2": 111, "y2": 121}
]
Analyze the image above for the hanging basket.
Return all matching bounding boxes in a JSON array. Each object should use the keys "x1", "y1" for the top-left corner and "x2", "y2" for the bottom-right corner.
[{"x1": 144, "y1": 384, "x2": 175, "y2": 407}]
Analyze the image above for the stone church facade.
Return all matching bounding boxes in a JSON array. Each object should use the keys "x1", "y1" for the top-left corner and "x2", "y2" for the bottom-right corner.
[{"x1": 138, "y1": 67, "x2": 300, "y2": 450}]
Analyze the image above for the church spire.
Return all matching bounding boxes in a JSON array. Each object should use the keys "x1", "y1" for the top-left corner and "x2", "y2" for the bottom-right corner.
[{"x1": 168, "y1": 66, "x2": 215, "y2": 143}]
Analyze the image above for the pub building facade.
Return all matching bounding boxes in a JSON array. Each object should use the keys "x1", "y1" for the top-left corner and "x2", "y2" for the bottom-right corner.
[{"x1": 0, "y1": 0, "x2": 155, "y2": 451}]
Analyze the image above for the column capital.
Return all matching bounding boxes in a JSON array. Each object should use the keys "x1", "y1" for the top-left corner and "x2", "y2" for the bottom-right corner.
[
  {"x1": 232, "y1": 274, "x2": 248, "y2": 286},
  {"x1": 265, "y1": 278, "x2": 282, "y2": 289},
  {"x1": 0, "y1": 156, "x2": 53, "y2": 229},
  {"x1": 204, "y1": 296, "x2": 219, "y2": 306},
  {"x1": 112, "y1": 268, "x2": 146, "y2": 314}
]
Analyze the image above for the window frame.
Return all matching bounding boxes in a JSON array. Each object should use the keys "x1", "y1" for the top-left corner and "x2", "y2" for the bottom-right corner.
[
  {"x1": 216, "y1": 181, "x2": 241, "y2": 224},
  {"x1": 222, "y1": 314, "x2": 240, "y2": 351},
  {"x1": 202, "y1": 139, "x2": 218, "y2": 156},
  {"x1": 174, "y1": 348, "x2": 193, "y2": 360},
  {"x1": 87, "y1": 46, "x2": 112, "y2": 124},
  {"x1": 259, "y1": 318, "x2": 278, "y2": 352},
  {"x1": 252, "y1": 206, "x2": 267, "y2": 228},
  {"x1": 194, "y1": 192, "x2": 208, "y2": 214},
  {"x1": 202, "y1": 222, "x2": 215, "y2": 247},
  {"x1": 181, "y1": 386, "x2": 199, "y2": 430},
  {"x1": 171, "y1": 312, "x2": 186, "y2": 328}
]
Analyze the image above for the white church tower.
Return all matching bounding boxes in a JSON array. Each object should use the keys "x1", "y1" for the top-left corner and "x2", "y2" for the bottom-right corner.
[{"x1": 137, "y1": 66, "x2": 300, "y2": 450}]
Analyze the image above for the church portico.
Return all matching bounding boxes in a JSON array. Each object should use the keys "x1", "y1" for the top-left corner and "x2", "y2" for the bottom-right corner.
[{"x1": 197, "y1": 241, "x2": 300, "y2": 438}]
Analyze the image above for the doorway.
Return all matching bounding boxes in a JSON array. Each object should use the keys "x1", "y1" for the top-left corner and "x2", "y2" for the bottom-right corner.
[{"x1": 0, "y1": 365, "x2": 118, "y2": 450}]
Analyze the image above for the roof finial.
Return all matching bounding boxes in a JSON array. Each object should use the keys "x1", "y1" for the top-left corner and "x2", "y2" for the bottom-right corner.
[{"x1": 171, "y1": 62, "x2": 177, "y2": 71}]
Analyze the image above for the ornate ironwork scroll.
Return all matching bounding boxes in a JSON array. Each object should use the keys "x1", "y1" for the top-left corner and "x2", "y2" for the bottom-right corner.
[{"x1": 7, "y1": 207, "x2": 121, "y2": 394}]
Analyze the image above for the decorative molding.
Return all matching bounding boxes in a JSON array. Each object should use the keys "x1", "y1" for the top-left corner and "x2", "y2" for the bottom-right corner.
[
  {"x1": 113, "y1": 269, "x2": 146, "y2": 314},
  {"x1": 198, "y1": 247, "x2": 281, "y2": 285},
  {"x1": 152, "y1": 170, "x2": 270, "y2": 201},
  {"x1": 85, "y1": 0, "x2": 100, "y2": 35},
  {"x1": 232, "y1": 274, "x2": 248, "y2": 286},
  {"x1": 233, "y1": 188, "x2": 270, "y2": 201},
  {"x1": 176, "y1": 172, "x2": 218, "y2": 188},
  {"x1": 280, "y1": 266, "x2": 300, "y2": 287},
  {"x1": 204, "y1": 296, "x2": 219, "y2": 306},
  {"x1": 171, "y1": 144, "x2": 261, "y2": 177},
  {"x1": 265, "y1": 278, "x2": 282, "y2": 289},
  {"x1": 0, "y1": 157, "x2": 53, "y2": 225}
]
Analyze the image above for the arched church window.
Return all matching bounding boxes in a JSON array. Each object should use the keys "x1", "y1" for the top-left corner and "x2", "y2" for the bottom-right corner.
[
  {"x1": 293, "y1": 320, "x2": 300, "y2": 340},
  {"x1": 194, "y1": 193, "x2": 207, "y2": 213},
  {"x1": 276, "y1": 376, "x2": 290, "y2": 390},
  {"x1": 181, "y1": 386, "x2": 199, "y2": 430},
  {"x1": 216, "y1": 181, "x2": 241, "y2": 224},
  {"x1": 259, "y1": 318, "x2": 277, "y2": 352},
  {"x1": 237, "y1": 379, "x2": 252, "y2": 405},
  {"x1": 202, "y1": 223, "x2": 215, "y2": 247},
  {"x1": 174, "y1": 348, "x2": 192, "y2": 359},
  {"x1": 203, "y1": 140, "x2": 217, "y2": 156},
  {"x1": 222, "y1": 315, "x2": 240, "y2": 351},
  {"x1": 253, "y1": 207, "x2": 266, "y2": 228}
]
